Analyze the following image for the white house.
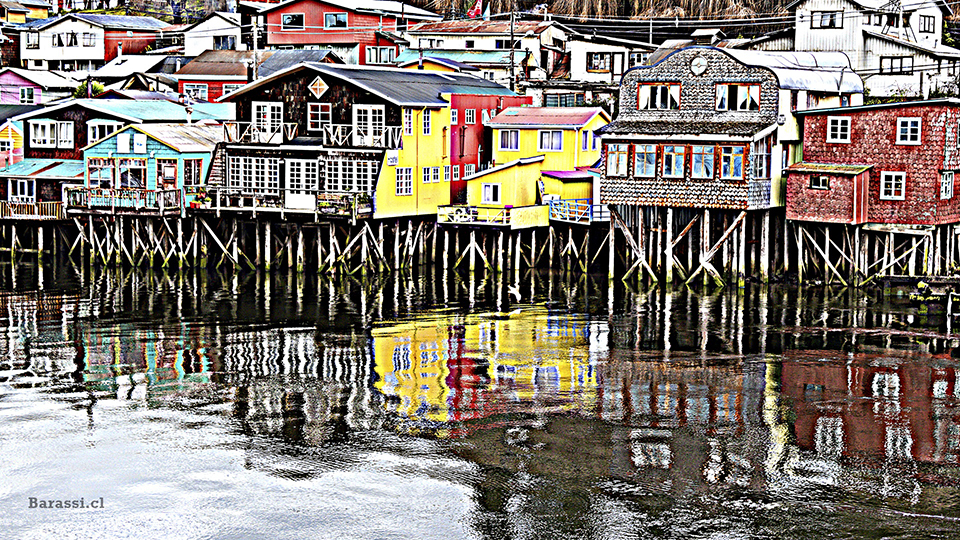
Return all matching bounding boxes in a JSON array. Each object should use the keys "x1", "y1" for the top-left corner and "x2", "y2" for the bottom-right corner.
[
  {"x1": 182, "y1": 12, "x2": 242, "y2": 57},
  {"x1": 767, "y1": 0, "x2": 960, "y2": 97}
]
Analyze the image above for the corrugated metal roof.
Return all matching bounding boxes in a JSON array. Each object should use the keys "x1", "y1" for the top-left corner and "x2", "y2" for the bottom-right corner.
[
  {"x1": 182, "y1": 11, "x2": 240, "y2": 33},
  {"x1": 0, "y1": 104, "x2": 41, "y2": 123},
  {"x1": 396, "y1": 56, "x2": 479, "y2": 72},
  {"x1": 0, "y1": 67, "x2": 78, "y2": 89},
  {"x1": 466, "y1": 155, "x2": 544, "y2": 181},
  {"x1": 257, "y1": 50, "x2": 342, "y2": 78},
  {"x1": 795, "y1": 98, "x2": 960, "y2": 116},
  {"x1": 714, "y1": 48, "x2": 863, "y2": 93},
  {"x1": 542, "y1": 170, "x2": 592, "y2": 181},
  {"x1": 175, "y1": 50, "x2": 268, "y2": 77},
  {"x1": 395, "y1": 48, "x2": 513, "y2": 66},
  {"x1": 0, "y1": 2, "x2": 31, "y2": 13},
  {"x1": 94, "y1": 55, "x2": 168, "y2": 79},
  {"x1": 0, "y1": 158, "x2": 83, "y2": 179},
  {"x1": 261, "y1": 0, "x2": 439, "y2": 20},
  {"x1": 73, "y1": 14, "x2": 168, "y2": 30},
  {"x1": 95, "y1": 89, "x2": 179, "y2": 101},
  {"x1": 18, "y1": 0, "x2": 50, "y2": 7},
  {"x1": 488, "y1": 107, "x2": 606, "y2": 128},
  {"x1": 221, "y1": 62, "x2": 516, "y2": 107},
  {"x1": 409, "y1": 19, "x2": 554, "y2": 35},
  {"x1": 13, "y1": 98, "x2": 230, "y2": 123},
  {"x1": 785, "y1": 162, "x2": 873, "y2": 175}
]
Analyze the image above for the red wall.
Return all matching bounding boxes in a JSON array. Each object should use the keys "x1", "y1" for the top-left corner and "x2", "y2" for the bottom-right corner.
[
  {"x1": 787, "y1": 170, "x2": 869, "y2": 224},
  {"x1": 265, "y1": 0, "x2": 399, "y2": 64},
  {"x1": 178, "y1": 78, "x2": 244, "y2": 102},
  {"x1": 105, "y1": 32, "x2": 157, "y2": 62},
  {"x1": 798, "y1": 105, "x2": 960, "y2": 226},
  {"x1": 449, "y1": 93, "x2": 531, "y2": 203}
]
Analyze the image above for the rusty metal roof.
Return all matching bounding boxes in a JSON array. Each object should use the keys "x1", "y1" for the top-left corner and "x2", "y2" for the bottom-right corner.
[
  {"x1": 785, "y1": 163, "x2": 873, "y2": 175},
  {"x1": 409, "y1": 19, "x2": 556, "y2": 35},
  {"x1": 175, "y1": 50, "x2": 275, "y2": 77},
  {"x1": 488, "y1": 107, "x2": 608, "y2": 128}
]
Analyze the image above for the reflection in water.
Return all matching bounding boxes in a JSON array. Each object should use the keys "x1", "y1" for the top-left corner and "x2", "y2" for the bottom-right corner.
[{"x1": 0, "y1": 263, "x2": 958, "y2": 539}]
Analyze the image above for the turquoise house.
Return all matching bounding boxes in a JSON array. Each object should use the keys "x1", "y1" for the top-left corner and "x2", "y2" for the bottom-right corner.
[{"x1": 80, "y1": 123, "x2": 223, "y2": 213}]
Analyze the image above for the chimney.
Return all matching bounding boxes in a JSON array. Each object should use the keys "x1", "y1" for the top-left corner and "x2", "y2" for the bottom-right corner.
[
  {"x1": 175, "y1": 58, "x2": 182, "y2": 72},
  {"x1": 117, "y1": 42, "x2": 123, "y2": 59},
  {"x1": 185, "y1": 106, "x2": 193, "y2": 125}
]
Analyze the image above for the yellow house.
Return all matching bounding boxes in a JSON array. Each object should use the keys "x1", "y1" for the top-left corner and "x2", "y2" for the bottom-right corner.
[
  {"x1": 18, "y1": 0, "x2": 48, "y2": 19},
  {"x1": 0, "y1": 1, "x2": 28, "y2": 23},
  {"x1": 0, "y1": 120, "x2": 24, "y2": 168},
  {"x1": 489, "y1": 107, "x2": 610, "y2": 170}
]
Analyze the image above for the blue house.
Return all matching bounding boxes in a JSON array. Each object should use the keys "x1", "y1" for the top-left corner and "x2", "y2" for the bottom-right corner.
[{"x1": 75, "y1": 123, "x2": 223, "y2": 215}]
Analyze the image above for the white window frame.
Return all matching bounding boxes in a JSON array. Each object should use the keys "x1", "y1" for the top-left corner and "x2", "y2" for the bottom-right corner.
[
  {"x1": 880, "y1": 171, "x2": 906, "y2": 200},
  {"x1": 450, "y1": 109, "x2": 458, "y2": 125},
  {"x1": 323, "y1": 12, "x2": 346, "y2": 29},
  {"x1": 465, "y1": 163, "x2": 476, "y2": 177},
  {"x1": 308, "y1": 103, "x2": 332, "y2": 131},
  {"x1": 365, "y1": 46, "x2": 395, "y2": 64},
  {"x1": 432, "y1": 166, "x2": 441, "y2": 183},
  {"x1": 662, "y1": 145, "x2": 685, "y2": 178},
  {"x1": 88, "y1": 121, "x2": 122, "y2": 143},
  {"x1": 30, "y1": 120, "x2": 56, "y2": 148},
  {"x1": 452, "y1": 164, "x2": 460, "y2": 183},
  {"x1": 538, "y1": 130, "x2": 563, "y2": 152},
  {"x1": 222, "y1": 83, "x2": 245, "y2": 95},
  {"x1": 499, "y1": 129, "x2": 519, "y2": 151},
  {"x1": 715, "y1": 84, "x2": 760, "y2": 112},
  {"x1": 810, "y1": 175, "x2": 830, "y2": 190},
  {"x1": 896, "y1": 117, "x2": 921, "y2": 145},
  {"x1": 465, "y1": 109, "x2": 476, "y2": 124},
  {"x1": 183, "y1": 83, "x2": 208, "y2": 101},
  {"x1": 422, "y1": 109, "x2": 431, "y2": 136},
  {"x1": 19, "y1": 87, "x2": 34, "y2": 104},
  {"x1": 252, "y1": 101, "x2": 283, "y2": 137},
  {"x1": 638, "y1": 84, "x2": 680, "y2": 110},
  {"x1": 82, "y1": 32, "x2": 95, "y2": 46},
  {"x1": 403, "y1": 108, "x2": 413, "y2": 136},
  {"x1": 282, "y1": 13, "x2": 306, "y2": 30},
  {"x1": 481, "y1": 183, "x2": 501, "y2": 204},
  {"x1": 444, "y1": 165, "x2": 451, "y2": 182},
  {"x1": 396, "y1": 167, "x2": 412, "y2": 196},
  {"x1": 941, "y1": 171, "x2": 954, "y2": 200},
  {"x1": 827, "y1": 116, "x2": 850, "y2": 143}
]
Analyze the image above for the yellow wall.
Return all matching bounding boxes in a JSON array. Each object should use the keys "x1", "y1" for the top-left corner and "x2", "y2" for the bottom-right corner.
[
  {"x1": 0, "y1": 124, "x2": 23, "y2": 151},
  {"x1": 541, "y1": 175, "x2": 592, "y2": 200},
  {"x1": 401, "y1": 61, "x2": 456, "y2": 73},
  {"x1": 374, "y1": 105, "x2": 452, "y2": 219},
  {"x1": 465, "y1": 158, "x2": 543, "y2": 208},
  {"x1": 26, "y1": 7, "x2": 47, "y2": 18},
  {"x1": 492, "y1": 112, "x2": 608, "y2": 171},
  {"x1": 5, "y1": 12, "x2": 25, "y2": 23}
]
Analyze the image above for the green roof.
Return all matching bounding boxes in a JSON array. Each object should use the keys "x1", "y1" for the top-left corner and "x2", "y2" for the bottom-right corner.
[
  {"x1": 785, "y1": 162, "x2": 873, "y2": 175},
  {"x1": 0, "y1": 158, "x2": 84, "y2": 180}
]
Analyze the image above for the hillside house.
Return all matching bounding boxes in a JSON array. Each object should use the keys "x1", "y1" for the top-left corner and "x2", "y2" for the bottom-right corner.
[
  {"x1": 182, "y1": 12, "x2": 241, "y2": 57},
  {"x1": 0, "y1": 67, "x2": 77, "y2": 104}
]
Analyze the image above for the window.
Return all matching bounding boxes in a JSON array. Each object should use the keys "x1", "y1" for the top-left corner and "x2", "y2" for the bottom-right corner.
[
  {"x1": 422, "y1": 166, "x2": 431, "y2": 184},
  {"x1": 227, "y1": 156, "x2": 280, "y2": 195},
  {"x1": 283, "y1": 13, "x2": 305, "y2": 30},
  {"x1": 52, "y1": 33, "x2": 64, "y2": 47},
  {"x1": 752, "y1": 137, "x2": 772, "y2": 180},
  {"x1": 323, "y1": 12, "x2": 346, "y2": 28},
  {"x1": 810, "y1": 176, "x2": 830, "y2": 190},
  {"x1": 252, "y1": 102, "x2": 283, "y2": 136},
  {"x1": 87, "y1": 158, "x2": 114, "y2": 188},
  {"x1": 494, "y1": 39, "x2": 516, "y2": 49},
  {"x1": 422, "y1": 109, "x2": 432, "y2": 136},
  {"x1": 465, "y1": 109, "x2": 476, "y2": 124},
  {"x1": 30, "y1": 120, "x2": 72, "y2": 149},
  {"x1": 83, "y1": 32, "x2": 95, "y2": 46},
  {"x1": 538, "y1": 130, "x2": 563, "y2": 151},
  {"x1": 662, "y1": 145, "x2": 684, "y2": 178},
  {"x1": 827, "y1": 116, "x2": 850, "y2": 142},
  {"x1": 366, "y1": 46, "x2": 395, "y2": 64},
  {"x1": 25, "y1": 32, "x2": 38, "y2": 49},
  {"x1": 465, "y1": 164, "x2": 476, "y2": 177},
  {"x1": 452, "y1": 165, "x2": 460, "y2": 183},
  {"x1": 286, "y1": 159, "x2": 319, "y2": 195},
  {"x1": 582, "y1": 130, "x2": 591, "y2": 151},
  {"x1": 716, "y1": 84, "x2": 760, "y2": 111},
  {"x1": 691, "y1": 145, "x2": 714, "y2": 179},
  {"x1": 880, "y1": 56, "x2": 913, "y2": 74},
  {"x1": 465, "y1": 40, "x2": 475, "y2": 49},
  {"x1": 19, "y1": 87, "x2": 34, "y2": 104},
  {"x1": 587, "y1": 52, "x2": 611, "y2": 72},
  {"x1": 156, "y1": 158, "x2": 177, "y2": 189},
  {"x1": 444, "y1": 165, "x2": 451, "y2": 182},
  {"x1": 633, "y1": 144, "x2": 655, "y2": 177},
  {"x1": 354, "y1": 161, "x2": 377, "y2": 192},
  {"x1": 942, "y1": 171, "x2": 954, "y2": 199},
  {"x1": 403, "y1": 108, "x2": 413, "y2": 135},
  {"x1": 183, "y1": 83, "x2": 208, "y2": 101},
  {"x1": 65, "y1": 32, "x2": 78, "y2": 47},
  {"x1": 811, "y1": 11, "x2": 842, "y2": 28},
  {"x1": 395, "y1": 167, "x2": 412, "y2": 196},
  {"x1": 628, "y1": 51, "x2": 648, "y2": 68},
  {"x1": 896, "y1": 117, "x2": 921, "y2": 144},
  {"x1": 638, "y1": 84, "x2": 680, "y2": 110},
  {"x1": 545, "y1": 93, "x2": 585, "y2": 107},
  {"x1": 214, "y1": 35, "x2": 236, "y2": 50},
  {"x1": 9, "y1": 179, "x2": 35, "y2": 204},
  {"x1": 223, "y1": 84, "x2": 245, "y2": 95},
  {"x1": 607, "y1": 143, "x2": 628, "y2": 177},
  {"x1": 880, "y1": 171, "x2": 906, "y2": 200},
  {"x1": 184, "y1": 159, "x2": 202, "y2": 187},
  {"x1": 499, "y1": 129, "x2": 519, "y2": 151},
  {"x1": 88, "y1": 121, "x2": 121, "y2": 142},
  {"x1": 482, "y1": 110, "x2": 490, "y2": 124},
  {"x1": 451, "y1": 109, "x2": 458, "y2": 125},
  {"x1": 720, "y1": 146, "x2": 744, "y2": 179},
  {"x1": 433, "y1": 167, "x2": 441, "y2": 183},
  {"x1": 118, "y1": 158, "x2": 147, "y2": 188},
  {"x1": 482, "y1": 183, "x2": 501, "y2": 204},
  {"x1": 919, "y1": 15, "x2": 935, "y2": 33},
  {"x1": 308, "y1": 103, "x2": 332, "y2": 131}
]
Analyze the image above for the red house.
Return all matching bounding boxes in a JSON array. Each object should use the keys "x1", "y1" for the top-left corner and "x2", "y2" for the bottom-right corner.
[
  {"x1": 788, "y1": 100, "x2": 960, "y2": 226},
  {"x1": 261, "y1": 0, "x2": 439, "y2": 65}
]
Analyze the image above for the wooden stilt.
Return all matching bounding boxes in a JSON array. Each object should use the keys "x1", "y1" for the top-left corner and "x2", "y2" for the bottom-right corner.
[
  {"x1": 760, "y1": 210, "x2": 770, "y2": 283},
  {"x1": 608, "y1": 221, "x2": 615, "y2": 280},
  {"x1": 264, "y1": 221, "x2": 272, "y2": 272},
  {"x1": 469, "y1": 230, "x2": 477, "y2": 272},
  {"x1": 737, "y1": 215, "x2": 746, "y2": 289},
  {"x1": 665, "y1": 208, "x2": 674, "y2": 284},
  {"x1": 297, "y1": 224, "x2": 305, "y2": 273}
]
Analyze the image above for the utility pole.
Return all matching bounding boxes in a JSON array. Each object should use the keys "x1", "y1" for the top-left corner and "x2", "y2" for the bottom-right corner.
[
  {"x1": 253, "y1": 17, "x2": 260, "y2": 79},
  {"x1": 509, "y1": 11, "x2": 515, "y2": 91}
]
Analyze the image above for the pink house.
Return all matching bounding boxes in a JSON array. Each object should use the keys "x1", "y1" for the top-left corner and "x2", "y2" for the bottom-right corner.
[{"x1": 0, "y1": 67, "x2": 77, "y2": 105}]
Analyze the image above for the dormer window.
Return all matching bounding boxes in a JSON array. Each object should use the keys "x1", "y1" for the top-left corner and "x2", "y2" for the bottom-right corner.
[
  {"x1": 716, "y1": 84, "x2": 759, "y2": 111},
  {"x1": 811, "y1": 11, "x2": 842, "y2": 29},
  {"x1": 919, "y1": 15, "x2": 935, "y2": 33},
  {"x1": 638, "y1": 83, "x2": 680, "y2": 110}
]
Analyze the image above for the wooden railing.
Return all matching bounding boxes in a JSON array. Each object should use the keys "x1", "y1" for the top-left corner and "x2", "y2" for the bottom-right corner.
[
  {"x1": 201, "y1": 186, "x2": 374, "y2": 220},
  {"x1": 66, "y1": 188, "x2": 183, "y2": 214},
  {"x1": 438, "y1": 205, "x2": 512, "y2": 225},
  {"x1": 223, "y1": 122, "x2": 299, "y2": 144},
  {"x1": 0, "y1": 201, "x2": 66, "y2": 220},
  {"x1": 548, "y1": 199, "x2": 610, "y2": 223},
  {"x1": 320, "y1": 124, "x2": 403, "y2": 149}
]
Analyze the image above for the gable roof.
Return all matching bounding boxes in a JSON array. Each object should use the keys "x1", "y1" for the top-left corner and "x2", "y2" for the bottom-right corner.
[
  {"x1": 0, "y1": 2, "x2": 31, "y2": 14},
  {"x1": 94, "y1": 55, "x2": 169, "y2": 79},
  {"x1": 408, "y1": 19, "x2": 561, "y2": 36},
  {"x1": 12, "y1": 98, "x2": 226, "y2": 123},
  {"x1": 0, "y1": 104, "x2": 41, "y2": 123},
  {"x1": 175, "y1": 50, "x2": 268, "y2": 77},
  {"x1": 863, "y1": 29, "x2": 960, "y2": 59},
  {"x1": 219, "y1": 62, "x2": 517, "y2": 107},
  {"x1": 397, "y1": 56, "x2": 480, "y2": 72},
  {"x1": 257, "y1": 49, "x2": 343, "y2": 78},
  {"x1": 394, "y1": 49, "x2": 517, "y2": 68},
  {"x1": 182, "y1": 11, "x2": 240, "y2": 33},
  {"x1": 465, "y1": 155, "x2": 544, "y2": 181},
  {"x1": 22, "y1": 13, "x2": 168, "y2": 31},
  {"x1": 260, "y1": 0, "x2": 439, "y2": 20},
  {"x1": 488, "y1": 107, "x2": 609, "y2": 129},
  {"x1": 0, "y1": 67, "x2": 78, "y2": 89},
  {"x1": 795, "y1": 97, "x2": 960, "y2": 116},
  {"x1": 0, "y1": 158, "x2": 84, "y2": 180},
  {"x1": 85, "y1": 122, "x2": 223, "y2": 152}
]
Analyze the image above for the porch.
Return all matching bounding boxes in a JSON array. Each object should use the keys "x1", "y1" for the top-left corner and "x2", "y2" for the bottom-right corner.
[
  {"x1": 66, "y1": 188, "x2": 183, "y2": 216},
  {"x1": 437, "y1": 204, "x2": 549, "y2": 229},
  {"x1": 548, "y1": 199, "x2": 610, "y2": 224},
  {"x1": 195, "y1": 186, "x2": 373, "y2": 221},
  {"x1": 222, "y1": 122, "x2": 402, "y2": 149},
  {"x1": 0, "y1": 201, "x2": 66, "y2": 220}
]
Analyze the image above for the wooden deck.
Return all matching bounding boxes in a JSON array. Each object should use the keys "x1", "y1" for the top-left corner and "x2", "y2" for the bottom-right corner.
[{"x1": 0, "y1": 201, "x2": 66, "y2": 221}]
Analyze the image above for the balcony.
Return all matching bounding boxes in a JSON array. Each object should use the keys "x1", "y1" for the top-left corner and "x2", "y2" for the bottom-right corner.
[
  {"x1": 548, "y1": 199, "x2": 610, "y2": 223},
  {"x1": 197, "y1": 186, "x2": 373, "y2": 220},
  {"x1": 438, "y1": 204, "x2": 549, "y2": 229},
  {"x1": 319, "y1": 124, "x2": 402, "y2": 149},
  {"x1": 0, "y1": 201, "x2": 66, "y2": 220},
  {"x1": 66, "y1": 188, "x2": 183, "y2": 215},
  {"x1": 223, "y1": 122, "x2": 299, "y2": 144}
]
